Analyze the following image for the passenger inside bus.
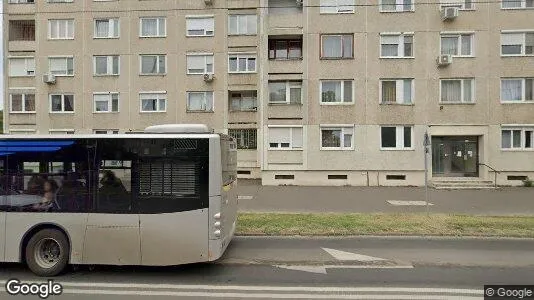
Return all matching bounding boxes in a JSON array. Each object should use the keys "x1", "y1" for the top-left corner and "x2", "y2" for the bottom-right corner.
[
  {"x1": 98, "y1": 170, "x2": 129, "y2": 211},
  {"x1": 32, "y1": 179, "x2": 59, "y2": 211},
  {"x1": 55, "y1": 172, "x2": 89, "y2": 212}
]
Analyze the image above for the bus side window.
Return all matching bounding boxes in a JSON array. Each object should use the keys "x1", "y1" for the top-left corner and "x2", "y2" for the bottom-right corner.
[{"x1": 96, "y1": 160, "x2": 132, "y2": 213}]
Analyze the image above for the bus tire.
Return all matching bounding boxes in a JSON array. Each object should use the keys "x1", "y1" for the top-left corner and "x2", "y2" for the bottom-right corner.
[{"x1": 25, "y1": 229, "x2": 69, "y2": 277}]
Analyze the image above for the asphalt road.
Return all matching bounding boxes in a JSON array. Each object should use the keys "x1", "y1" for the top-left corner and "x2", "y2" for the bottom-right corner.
[
  {"x1": 236, "y1": 180, "x2": 534, "y2": 215},
  {"x1": 1, "y1": 237, "x2": 533, "y2": 299}
]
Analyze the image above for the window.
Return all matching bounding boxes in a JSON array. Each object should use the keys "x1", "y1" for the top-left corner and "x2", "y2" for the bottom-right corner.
[
  {"x1": 380, "y1": 0, "x2": 414, "y2": 12},
  {"x1": 48, "y1": 0, "x2": 74, "y2": 2},
  {"x1": 49, "y1": 56, "x2": 74, "y2": 76},
  {"x1": 440, "y1": 0, "x2": 474, "y2": 10},
  {"x1": 502, "y1": 0, "x2": 534, "y2": 8},
  {"x1": 48, "y1": 19, "x2": 74, "y2": 39},
  {"x1": 140, "y1": 55, "x2": 166, "y2": 74},
  {"x1": 268, "y1": 127, "x2": 303, "y2": 150},
  {"x1": 380, "y1": 33, "x2": 414, "y2": 57},
  {"x1": 321, "y1": 34, "x2": 353, "y2": 59},
  {"x1": 94, "y1": 55, "x2": 119, "y2": 76},
  {"x1": 321, "y1": 126, "x2": 354, "y2": 150},
  {"x1": 501, "y1": 32, "x2": 534, "y2": 56},
  {"x1": 10, "y1": 92, "x2": 36, "y2": 113},
  {"x1": 501, "y1": 78, "x2": 533, "y2": 102},
  {"x1": 94, "y1": 130, "x2": 119, "y2": 134},
  {"x1": 140, "y1": 92, "x2": 166, "y2": 112},
  {"x1": 380, "y1": 79, "x2": 413, "y2": 104},
  {"x1": 320, "y1": 0, "x2": 355, "y2": 13},
  {"x1": 228, "y1": 14, "x2": 257, "y2": 35},
  {"x1": 50, "y1": 94, "x2": 74, "y2": 113},
  {"x1": 230, "y1": 91, "x2": 257, "y2": 111},
  {"x1": 228, "y1": 129, "x2": 257, "y2": 149},
  {"x1": 94, "y1": 18, "x2": 119, "y2": 38},
  {"x1": 186, "y1": 54, "x2": 214, "y2": 74},
  {"x1": 320, "y1": 80, "x2": 353, "y2": 104},
  {"x1": 140, "y1": 17, "x2": 166, "y2": 37},
  {"x1": 8, "y1": 0, "x2": 36, "y2": 3},
  {"x1": 8, "y1": 57, "x2": 35, "y2": 77},
  {"x1": 502, "y1": 128, "x2": 534, "y2": 150},
  {"x1": 187, "y1": 92, "x2": 214, "y2": 112},
  {"x1": 381, "y1": 126, "x2": 413, "y2": 150},
  {"x1": 440, "y1": 79, "x2": 474, "y2": 103},
  {"x1": 94, "y1": 93, "x2": 119, "y2": 113},
  {"x1": 441, "y1": 33, "x2": 473, "y2": 56},
  {"x1": 228, "y1": 54, "x2": 256, "y2": 73},
  {"x1": 186, "y1": 16, "x2": 214, "y2": 36},
  {"x1": 49, "y1": 130, "x2": 75, "y2": 134},
  {"x1": 269, "y1": 81, "x2": 302, "y2": 104},
  {"x1": 9, "y1": 20, "x2": 35, "y2": 41},
  {"x1": 269, "y1": 39, "x2": 303, "y2": 59}
]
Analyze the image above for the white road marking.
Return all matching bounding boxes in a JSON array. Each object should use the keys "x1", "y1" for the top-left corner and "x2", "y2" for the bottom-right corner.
[
  {"x1": 237, "y1": 195, "x2": 254, "y2": 200},
  {"x1": 387, "y1": 201, "x2": 434, "y2": 206},
  {"x1": 274, "y1": 265, "x2": 327, "y2": 274},
  {"x1": 324, "y1": 265, "x2": 414, "y2": 269},
  {"x1": 274, "y1": 264, "x2": 414, "y2": 274},
  {"x1": 322, "y1": 248, "x2": 388, "y2": 262}
]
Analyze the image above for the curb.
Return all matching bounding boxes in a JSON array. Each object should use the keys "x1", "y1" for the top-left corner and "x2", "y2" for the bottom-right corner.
[{"x1": 233, "y1": 235, "x2": 534, "y2": 241}]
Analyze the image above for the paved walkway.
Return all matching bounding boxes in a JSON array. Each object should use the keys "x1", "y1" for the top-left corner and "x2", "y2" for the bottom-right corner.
[{"x1": 235, "y1": 180, "x2": 534, "y2": 216}]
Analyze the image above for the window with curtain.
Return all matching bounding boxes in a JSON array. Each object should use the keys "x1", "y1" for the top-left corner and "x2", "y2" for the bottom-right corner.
[
  {"x1": 320, "y1": 0, "x2": 355, "y2": 13},
  {"x1": 380, "y1": 0, "x2": 413, "y2": 11},
  {"x1": 380, "y1": 34, "x2": 413, "y2": 57},
  {"x1": 269, "y1": 81, "x2": 302, "y2": 104},
  {"x1": 269, "y1": 39, "x2": 303, "y2": 59},
  {"x1": 10, "y1": 93, "x2": 35, "y2": 113},
  {"x1": 50, "y1": 94, "x2": 74, "y2": 112},
  {"x1": 94, "y1": 18, "x2": 119, "y2": 38},
  {"x1": 49, "y1": 57, "x2": 74, "y2": 76},
  {"x1": 501, "y1": 128, "x2": 533, "y2": 149},
  {"x1": 140, "y1": 17, "x2": 166, "y2": 37},
  {"x1": 187, "y1": 92, "x2": 214, "y2": 112},
  {"x1": 501, "y1": 78, "x2": 533, "y2": 102},
  {"x1": 321, "y1": 126, "x2": 354, "y2": 150},
  {"x1": 440, "y1": 79, "x2": 474, "y2": 103},
  {"x1": 502, "y1": 0, "x2": 534, "y2": 8},
  {"x1": 94, "y1": 93, "x2": 119, "y2": 113},
  {"x1": 380, "y1": 79, "x2": 413, "y2": 104},
  {"x1": 94, "y1": 55, "x2": 119, "y2": 75},
  {"x1": 230, "y1": 91, "x2": 257, "y2": 111},
  {"x1": 49, "y1": 19, "x2": 74, "y2": 39},
  {"x1": 186, "y1": 54, "x2": 214, "y2": 74},
  {"x1": 501, "y1": 32, "x2": 534, "y2": 55},
  {"x1": 140, "y1": 55, "x2": 166, "y2": 74},
  {"x1": 441, "y1": 34, "x2": 473, "y2": 56},
  {"x1": 228, "y1": 15, "x2": 257, "y2": 35},
  {"x1": 140, "y1": 92, "x2": 166, "y2": 112},
  {"x1": 321, "y1": 80, "x2": 353, "y2": 103},
  {"x1": 321, "y1": 34, "x2": 353, "y2": 58},
  {"x1": 228, "y1": 54, "x2": 257, "y2": 73},
  {"x1": 186, "y1": 17, "x2": 214, "y2": 36}
]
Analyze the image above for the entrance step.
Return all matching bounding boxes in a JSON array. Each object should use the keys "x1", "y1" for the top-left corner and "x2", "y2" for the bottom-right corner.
[{"x1": 431, "y1": 179, "x2": 497, "y2": 190}]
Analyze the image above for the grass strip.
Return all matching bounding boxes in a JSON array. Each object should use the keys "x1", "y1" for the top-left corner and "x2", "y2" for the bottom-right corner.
[{"x1": 236, "y1": 213, "x2": 534, "y2": 238}]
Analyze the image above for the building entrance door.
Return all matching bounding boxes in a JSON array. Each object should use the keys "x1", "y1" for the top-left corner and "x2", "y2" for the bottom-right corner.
[{"x1": 432, "y1": 136, "x2": 478, "y2": 177}]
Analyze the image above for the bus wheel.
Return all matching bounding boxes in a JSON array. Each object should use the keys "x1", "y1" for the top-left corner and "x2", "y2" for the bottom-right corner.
[{"x1": 25, "y1": 229, "x2": 69, "y2": 277}]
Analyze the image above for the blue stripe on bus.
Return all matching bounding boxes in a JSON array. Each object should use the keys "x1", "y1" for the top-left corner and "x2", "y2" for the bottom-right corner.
[
  {"x1": 0, "y1": 147, "x2": 62, "y2": 152},
  {"x1": 0, "y1": 141, "x2": 74, "y2": 147},
  {"x1": 0, "y1": 152, "x2": 15, "y2": 156}
]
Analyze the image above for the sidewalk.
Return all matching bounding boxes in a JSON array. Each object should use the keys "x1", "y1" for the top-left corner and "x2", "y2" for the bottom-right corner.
[{"x1": 235, "y1": 180, "x2": 534, "y2": 216}]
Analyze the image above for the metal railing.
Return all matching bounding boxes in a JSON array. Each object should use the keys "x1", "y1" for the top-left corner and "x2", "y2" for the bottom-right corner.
[{"x1": 477, "y1": 163, "x2": 500, "y2": 188}]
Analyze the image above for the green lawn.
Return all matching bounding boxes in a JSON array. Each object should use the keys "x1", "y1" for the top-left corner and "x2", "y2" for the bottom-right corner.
[{"x1": 236, "y1": 213, "x2": 534, "y2": 238}]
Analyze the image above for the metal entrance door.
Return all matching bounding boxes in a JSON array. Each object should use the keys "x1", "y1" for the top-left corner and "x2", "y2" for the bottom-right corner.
[{"x1": 432, "y1": 137, "x2": 478, "y2": 177}]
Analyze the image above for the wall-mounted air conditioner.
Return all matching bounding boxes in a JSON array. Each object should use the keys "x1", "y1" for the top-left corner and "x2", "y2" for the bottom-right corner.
[
  {"x1": 204, "y1": 0, "x2": 213, "y2": 5},
  {"x1": 436, "y1": 54, "x2": 453, "y2": 66},
  {"x1": 441, "y1": 6, "x2": 459, "y2": 21},
  {"x1": 203, "y1": 73, "x2": 214, "y2": 82},
  {"x1": 296, "y1": 0, "x2": 303, "y2": 6},
  {"x1": 43, "y1": 73, "x2": 56, "y2": 84}
]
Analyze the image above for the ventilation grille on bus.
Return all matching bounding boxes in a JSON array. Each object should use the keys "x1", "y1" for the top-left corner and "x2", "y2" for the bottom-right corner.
[
  {"x1": 173, "y1": 139, "x2": 198, "y2": 150},
  {"x1": 139, "y1": 161, "x2": 198, "y2": 196}
]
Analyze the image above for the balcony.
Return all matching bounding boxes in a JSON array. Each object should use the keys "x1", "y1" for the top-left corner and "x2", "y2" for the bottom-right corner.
[
  {"x1": 229, "y1": 91, "x2": 258, "y2": 123},
  {"x1": 8, "y1": 20, "x2": 36, "y2": 51},
  {"x1": 268, "y1": 36, "x2": 303, "y2": 73},
  {"x1": 267, "y1": 0, "x2": 303, "y2": 34},
  {"x1": 7, "y1": 0, "x2": 36, "y2": 15}
]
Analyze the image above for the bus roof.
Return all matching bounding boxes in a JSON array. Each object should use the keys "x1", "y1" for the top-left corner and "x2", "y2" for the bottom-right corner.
[{"x1": 0, "y1": 133, "x2": 221, "y2": 140}]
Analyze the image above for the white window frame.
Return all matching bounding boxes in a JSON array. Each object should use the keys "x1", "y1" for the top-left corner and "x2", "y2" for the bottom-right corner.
[
  {"x1": 48, "y1": 19, "x2": 74, "y2": 40},
  {"x1": 94, "y1": 18, "x2": 120, "y2": 39},
  {"x1": 319, "y1": 80, "x2": 354, "y2": 105},
  {"x1": 186, "y1": 53, "x2": 214, "y2": 74},
  {"x1": 93, "y1": 55, "x2": 120, "y2": 76},
  {"x1": 319, "y1": 0, "x2": 356, "y2": 14},
  {"x1": 8, "y1": 56, "x2": 35, "y2": 77},
  {"x1": 501, "y1": 0, "x2": 534, "y2": 9},
  {"x1": 268, "y1": 81, "x2": 303, "y2": 105},
  {"x1": 186, "y1": 15, "x2": 214, "y2": 37},
  {"x1": 94, "y1": 129, "x2": 120, "y2": 134},
  {"x1": 139, "y1": 92, "x2": 167, "y2": 113},
  {"x1": 500, "y1": 31, "x2": 534, "y2": 57},
  {"x1": 8, "y1": 129, "x2": 36, "y2": 135},
  {"x1": 186, "y1": 91, "x2": 214, "y2": 112},
  {"x1": 320, "y1": 34, "x2": 354, "y2": 59},
  {"x1": 320, "y1": 125, "x2": 355, "y2": 151},
  {"x1": 93, "y1": 92, "x2": 120, "y2": 113},
  {"x1": 380, "y1": 126, "x2": 414, "y2": 150},
  {"x1": 9, "y1": 88, "x2": 36, "y2": 113},
  {"x1": 228, "y1": 53, "x2": 257, "y2": 73},
  {"x1": 501, "y1": 126, "x2": 534, "y2": 150},
  {"x1": 379, "y1": 79, "x2": 414, "y2": 104},
  {"x1": 267, "y1": 126, "x2": 304, "y2": 151},
  {"x1": 440, "y1": 32, "x2": 475, "y2": 57},
  {"x1": 48, "y1": 56, "x2": 74, "y2": 76},
  {"x1": 380, "y1": 33, "x2": 414, "y2": 58},
  {"x1": 229, "y1": 91, "x2": 258, "y2": 111},
  {"x1": 8, "y1": 0, "x2": 37, "y2": 3},
  {"x1": 439, "y1": 78, "x2": 475, "y2": 104},
  {"x1": 139, "y1": 54, "x2": 167, "y2": 75},
  {"x1": 49, "y1": 94, "x2": 75, "y2": 113},
  {"x1": 500, "y1": 78, "x2": 534, "y2": 103},
  {"x1": 47, "y1": 0, "x2": 74, "y2": 3},
  {"x1": 139, "y1": 17, "x2": 166, "y2": 38},
  {"x1": 440, "y1": 0, "x2": 475, "y2": 10},
  {"x1": 228, "y1": 14, "x2": 257, "y2": 35},
  {"x1": 379, "y1": 0, "x2": 415, "y2": 12},
  {"x1": 49, "y1": 129, "x2": 75, "y2": 134}
]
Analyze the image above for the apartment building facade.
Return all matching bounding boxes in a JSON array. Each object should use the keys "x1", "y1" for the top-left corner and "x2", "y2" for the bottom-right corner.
[{"x1": 3, "y1": 0, "x2": 534, "y2": 187}]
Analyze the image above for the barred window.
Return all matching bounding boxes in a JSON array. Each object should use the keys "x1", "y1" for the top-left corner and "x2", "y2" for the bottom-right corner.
[{"x1": 228, "y1": 129, "x2": 257, "y2": 149}]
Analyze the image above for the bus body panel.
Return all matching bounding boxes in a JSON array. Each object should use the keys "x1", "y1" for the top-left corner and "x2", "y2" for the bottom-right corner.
[
  {"x1": 83, "y1": 213, "x2": 140, "y2": 265},
  {"x1": 0, "y1": 212, "x2": 5, "y2": 260},
  {"x1": 4, "y1": 213, "x2": 87, "y2": 264},
  {"x1": 139, "y1": 209, "x2": 209, "y2": 265}
]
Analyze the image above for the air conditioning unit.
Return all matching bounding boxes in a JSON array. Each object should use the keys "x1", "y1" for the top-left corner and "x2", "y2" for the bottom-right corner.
[
  {"x1": 43, "y1": 73, "x2": 56, "y2": 84},
  {"x1": 204, "y1": 0, "x2": 213, "y2": 5},
  {"x1": 203, "y1": 73, "x2": 214, "y2": 82},
  {"x1": 441, "y1": 6, "x2": 459, "y2": 20},
  {"x1": 296, "y1": 0, "x2": 303, "y2": 6},
  {"x1": 436, "y1": 54, "x2": 453, "y2": 66}
]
